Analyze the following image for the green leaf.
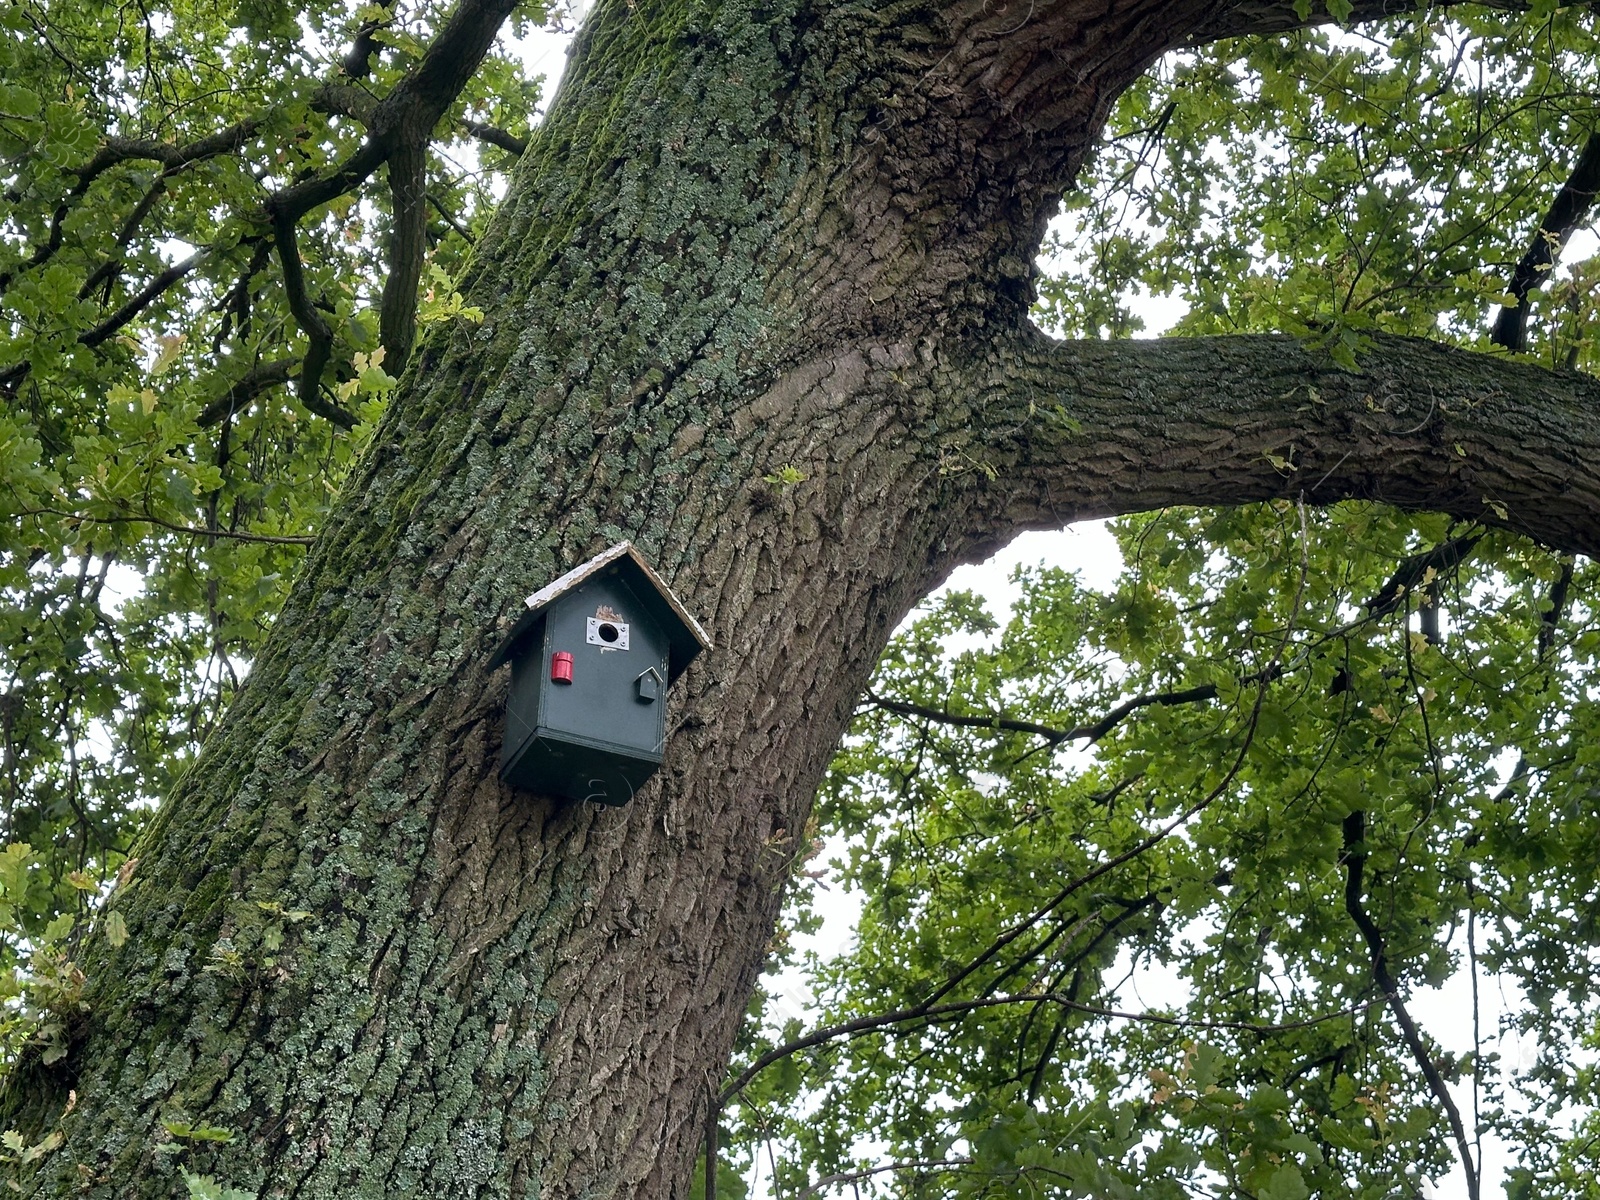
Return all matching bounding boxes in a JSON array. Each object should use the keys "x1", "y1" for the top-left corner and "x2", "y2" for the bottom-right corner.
[
  {"x1": 184, "y1": 1172, "x2": 256, "y2": 1200},
  {"x1": 1259, "y1": 1164, "x2": 1310, "y2": 1200},
  {"x1": 162, "y1": 1120, "x2": 235, "y2": 1143}
]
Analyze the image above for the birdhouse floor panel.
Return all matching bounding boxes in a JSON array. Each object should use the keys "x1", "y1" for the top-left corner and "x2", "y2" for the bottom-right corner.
[{"x1": 500, "y1": 728, "x2": 664, "y2": 806}]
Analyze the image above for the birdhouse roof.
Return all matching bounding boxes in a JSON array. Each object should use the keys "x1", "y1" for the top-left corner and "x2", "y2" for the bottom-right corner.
[{"x1": 492, "y1": 542, "x2": 712, "y2": 682}]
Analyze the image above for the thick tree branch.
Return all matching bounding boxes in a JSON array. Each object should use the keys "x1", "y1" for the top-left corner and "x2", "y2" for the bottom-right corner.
[
  {"x1": 397, "y1": 0, "x2": 525, "y2": 140},
  {"x1": 267, "y1": 142, "x2": 392, "y2": 229},
  {"x1": 380, "y1": 145, "x2": 429, "y2": 370},
  {"x1": 300, "y1": 390, "x2": 360, "y2": 430},
  {"x1": 314, "y1": 82, "x2": 380, "y2": 126},
  {"x1": 270, "y1": 211, "x2": 339, "y2": 418},
  {"x1": 989, "y1": 331, "x2": 1600, "y2": 560},
  {"x1": 1187, "y1": 0, "x2": 1523, "y2": 43},
  {"x1": 72, "y1": 119, "x2": 265, "y2": 191},
  {"x1": 269, "y1": 0, "x2": 523, "y2": 225},
  {"x1": 248, "y1": 0, "x2": 523, "y2": 405},
  {"x1": 1491, "y1": 131, "x2": 1600, "y2": 352}
]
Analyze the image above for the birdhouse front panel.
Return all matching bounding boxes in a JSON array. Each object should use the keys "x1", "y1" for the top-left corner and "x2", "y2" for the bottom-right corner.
[{"x1": 540, "y1": 576, "x2": 671, "y2": 749}]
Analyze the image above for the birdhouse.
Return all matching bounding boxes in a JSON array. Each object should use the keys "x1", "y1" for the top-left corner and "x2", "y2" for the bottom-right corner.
[{"x1": 491, "y1": 542, "x2": 711, "y2": 805}]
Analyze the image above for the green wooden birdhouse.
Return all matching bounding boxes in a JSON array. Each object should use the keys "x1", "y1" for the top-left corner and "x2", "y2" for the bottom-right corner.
[{"x1": 491, "y1": 542, "x2": 711, "y2": 805}]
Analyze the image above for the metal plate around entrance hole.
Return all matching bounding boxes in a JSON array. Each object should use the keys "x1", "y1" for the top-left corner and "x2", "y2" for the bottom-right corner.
[{"x1": 586, "y1": 616, "x2": 630, "y2": 650}]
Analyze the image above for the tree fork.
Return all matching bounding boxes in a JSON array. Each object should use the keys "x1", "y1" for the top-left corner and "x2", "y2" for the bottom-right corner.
[{"x1": 6, "y1": 0, "x2": 1599, "y2": 1197}]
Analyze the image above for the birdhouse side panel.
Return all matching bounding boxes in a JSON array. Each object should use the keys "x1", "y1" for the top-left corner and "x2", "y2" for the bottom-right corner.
[{"x1": 501, "y1": 616, "x2": 550, "y2": 773}]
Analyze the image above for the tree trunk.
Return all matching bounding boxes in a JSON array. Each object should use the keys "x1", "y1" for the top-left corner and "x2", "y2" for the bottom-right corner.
[{"x1": 9, "y1": 0, "x2": 1599, "y2": 1196}]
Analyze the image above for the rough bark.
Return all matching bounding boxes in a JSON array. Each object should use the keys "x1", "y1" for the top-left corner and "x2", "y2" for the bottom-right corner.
[
  {"x1": 7, "y1": 0, "x2": 1596, "y2": 1197},
  {"x1": 985, "y1": 329, "x2": 1600, "y2": 557}
]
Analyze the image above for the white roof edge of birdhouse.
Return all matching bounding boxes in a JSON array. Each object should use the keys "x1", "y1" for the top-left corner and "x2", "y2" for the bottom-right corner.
[{"x1": 521, "y1": 541, "x2": 713, "y2": 650}]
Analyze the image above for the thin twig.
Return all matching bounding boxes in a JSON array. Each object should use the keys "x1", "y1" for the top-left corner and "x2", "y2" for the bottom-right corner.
[
  {"x1": 1342, "y1": 809, "x2": 1479, "y2": 1200},
  {"x1": 797, "y1": 1159, "x2": 972, "y2": 1199},
  {"x1": 15, "y1": 506, "x2": 315, "y2": 545},
  {"x1": 720, "y1": 990, "x2": 1380, "y2": 1107}
]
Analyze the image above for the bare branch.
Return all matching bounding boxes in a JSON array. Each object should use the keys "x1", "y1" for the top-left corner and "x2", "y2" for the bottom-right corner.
[
  {"x1": 863, "y1": 691, "x2": 1079, "y2": 743},
  {"x1": 460, "y1": 119, "x2": 527, "y2": 156},
  {"x1": 1342, "y1": 810, "x2": 1479, "y2": 1200},
  {"x1": 397, "y1": 0, "x2": 526, "y2": 139},
  {"x1": 380, "y1": 145, "x2": 429, "y2": 370},
  {"x1": 14, "y1": 506, "x2": 315, "y2": 545},
  {"x1": 214, "y1": 240, "x2": 275, "y2": 348},
  {"x1": 196, "y1": 358, "x2": 300, "y2": 428}
]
